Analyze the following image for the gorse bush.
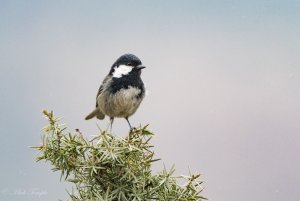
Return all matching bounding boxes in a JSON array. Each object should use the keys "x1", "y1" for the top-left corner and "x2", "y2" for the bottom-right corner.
[{"x1": 33, "y1": 110, "x2": 206, "y2": 201}]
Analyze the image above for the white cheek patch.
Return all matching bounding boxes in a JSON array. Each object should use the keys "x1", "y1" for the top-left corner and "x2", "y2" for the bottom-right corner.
[{"x1": 112, "y1": 65, "x2": 133, "y2": 78}]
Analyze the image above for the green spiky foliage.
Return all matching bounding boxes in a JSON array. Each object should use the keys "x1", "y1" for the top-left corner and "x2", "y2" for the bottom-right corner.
[{"x1": 33, "y1": 110, "x2": 206, "y2": 201}]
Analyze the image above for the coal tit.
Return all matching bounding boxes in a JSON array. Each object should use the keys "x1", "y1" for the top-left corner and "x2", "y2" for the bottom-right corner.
[{"x1": 85, "y1": 54, "x2": 146, "y2": 130}]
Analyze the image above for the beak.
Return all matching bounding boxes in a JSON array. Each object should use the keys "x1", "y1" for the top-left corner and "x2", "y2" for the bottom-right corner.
[{"x1": 136, "y1": 65, "x2": 146, "y2": 70}]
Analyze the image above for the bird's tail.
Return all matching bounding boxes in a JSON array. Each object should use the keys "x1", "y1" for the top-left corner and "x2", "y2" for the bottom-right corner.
[{"x1": 85, "y1": 109, "x2": 105, "y2": 120}]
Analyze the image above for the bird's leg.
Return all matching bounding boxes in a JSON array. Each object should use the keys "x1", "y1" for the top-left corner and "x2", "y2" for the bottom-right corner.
[
  {"x1": 125, "y1": 117, "x2": 133, "y2": 131},
  {"x1": 110, "y1": 117, "x2": 114, "y2": 133}
]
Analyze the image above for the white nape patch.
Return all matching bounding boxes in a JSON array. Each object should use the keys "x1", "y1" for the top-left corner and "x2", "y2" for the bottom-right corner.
[
  {"x1": 112, "y1": 65, "x2": 133, "y2": 78},
  {"x1": 144, "y1": 82, "x2": 149, "y2": 96}
]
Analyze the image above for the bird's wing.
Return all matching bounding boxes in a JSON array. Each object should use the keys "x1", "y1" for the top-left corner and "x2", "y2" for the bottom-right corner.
[
  {"x1": 96, "y1": 75, "x2": 111, "y2": 107},
  {"x1": 96, "y1": 85, "x2": 104, "y2": 107}
]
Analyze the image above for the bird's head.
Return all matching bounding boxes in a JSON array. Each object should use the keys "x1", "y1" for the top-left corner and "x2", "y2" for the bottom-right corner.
[{"x1": 109, "y1": 54, "x2": 146, "y2": 78}]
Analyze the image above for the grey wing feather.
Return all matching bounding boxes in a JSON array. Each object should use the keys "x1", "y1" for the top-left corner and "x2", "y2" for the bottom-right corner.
[
  {"x1": 96, "y1": 75, "x2": 111, "y2": 107},
  {"x1": 85, "y1": 75, "x2": 110, "y2": 120},
  {"x1": 96, "y1": 84, "x2": 104, "y2": 107}
]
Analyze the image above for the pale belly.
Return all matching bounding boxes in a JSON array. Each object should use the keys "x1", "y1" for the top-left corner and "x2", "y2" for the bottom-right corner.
[{"x1": 97, "y1": 86, "x2": 144, "y2": 118}]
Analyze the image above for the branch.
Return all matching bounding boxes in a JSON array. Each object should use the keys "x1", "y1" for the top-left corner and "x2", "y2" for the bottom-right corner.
[{"x1": 32, "y1": 110, "x2": 206, "y2": 201}]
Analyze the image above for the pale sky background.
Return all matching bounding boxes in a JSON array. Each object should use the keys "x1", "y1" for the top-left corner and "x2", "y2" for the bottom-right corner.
[{"x1": 1, "y1": 0, "x2": 300, "y2": 201}]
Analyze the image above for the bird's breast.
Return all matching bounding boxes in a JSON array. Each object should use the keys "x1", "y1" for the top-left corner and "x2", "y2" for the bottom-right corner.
[{"x1": 97, "y1": 86, "x2": 145, "y2": 118}]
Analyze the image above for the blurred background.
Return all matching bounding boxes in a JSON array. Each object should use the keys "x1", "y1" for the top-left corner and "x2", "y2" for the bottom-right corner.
[{"x1": 1, "y1": 0, "x2": 300, "y2": 200}]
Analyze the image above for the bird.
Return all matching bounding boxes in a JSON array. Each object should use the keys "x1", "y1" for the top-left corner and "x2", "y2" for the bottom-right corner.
[{"x1": 85, "y1": 53, "x2": 146, "y2": 130}]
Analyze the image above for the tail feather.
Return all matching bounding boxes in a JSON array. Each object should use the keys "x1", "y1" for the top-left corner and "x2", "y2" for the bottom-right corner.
[{"x1": 85, "y1": 109, "x2": 105, "y2": 120}]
